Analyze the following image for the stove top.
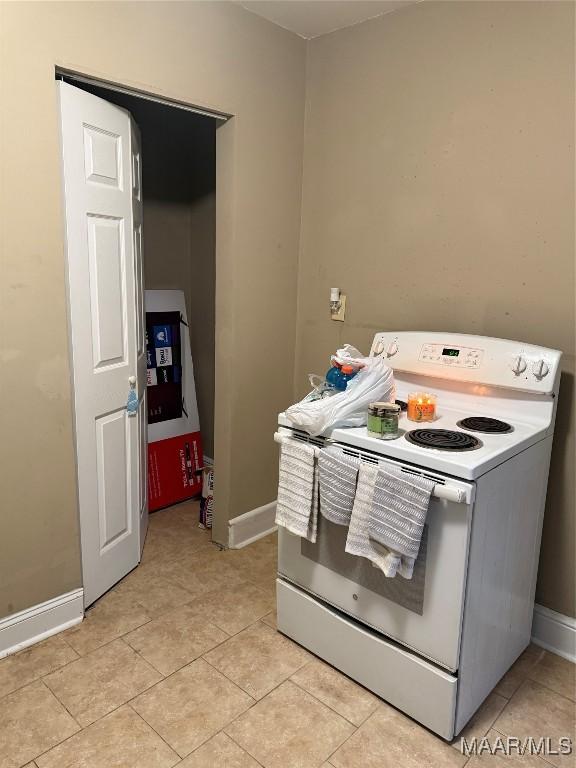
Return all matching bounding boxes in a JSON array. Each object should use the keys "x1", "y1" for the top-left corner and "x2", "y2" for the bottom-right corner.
[
  {"x1": 405, "y1": 428, "x2": 482, "y2": 452},
  {"x1": 323, "y1": 402, "x2": 550, "y2": 479},
  {"x1": 456, "y1": 417, "x2": 512, "y2": 434},
  {"x1": 279, "y1": 332, "x2": 560, "y2": 480}
]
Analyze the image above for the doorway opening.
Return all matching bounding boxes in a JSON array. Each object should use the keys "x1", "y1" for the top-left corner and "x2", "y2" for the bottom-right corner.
[{"x1": 58, "y1": 74, "x2": 222, "y2": 606}]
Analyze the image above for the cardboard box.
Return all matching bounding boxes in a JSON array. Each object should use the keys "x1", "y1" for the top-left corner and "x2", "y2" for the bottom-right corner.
[
  {"x1": 199, "y1": 464, "x2": 214, "y2": 529},
  {"x1": 145, "y1": 290, "x2": 201, "y2": 444},
  {"x1": 147, "y1": 432, "x2": 203, "y2": 512}
]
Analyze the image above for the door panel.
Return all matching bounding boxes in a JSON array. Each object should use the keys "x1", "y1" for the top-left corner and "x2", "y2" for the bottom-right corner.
[
  {"x1": 96, "y1": 410, "x2": 130, "y2": 549},
  {"x1": 83, "y1": 125, "x2": 122, "y2": 187},
  {"x1": 87, "y1": 215, "x2": 127, "y2": 367},
  {"x1": 59, "y1": 81, "x2": 146, "y2": 606}
]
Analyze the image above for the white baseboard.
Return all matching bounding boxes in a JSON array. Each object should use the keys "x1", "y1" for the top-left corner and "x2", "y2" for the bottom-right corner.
[
  {"x1": 532, "y1": 603, "x2": 576, "y2": 663},
  {"x1": 228, "y1": 501, "x2": 277, "y2": 549},
  {"x1": 0, "y1": 589, "x2": 84, "y2": 660}
]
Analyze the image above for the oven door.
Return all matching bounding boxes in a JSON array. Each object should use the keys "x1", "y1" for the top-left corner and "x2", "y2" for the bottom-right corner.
[{"x1": 278, "y1": 452, "x2": 474, "y2": 672}]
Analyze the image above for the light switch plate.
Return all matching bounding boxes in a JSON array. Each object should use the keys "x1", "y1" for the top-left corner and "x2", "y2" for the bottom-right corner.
[{"x1": 331, "y1": 293, "x2": 346, "y2": 322}]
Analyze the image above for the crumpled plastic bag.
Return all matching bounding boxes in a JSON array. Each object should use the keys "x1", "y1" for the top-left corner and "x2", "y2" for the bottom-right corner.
[{"x1": 284, "y1": 344, "x2": 395, "y2": 436}]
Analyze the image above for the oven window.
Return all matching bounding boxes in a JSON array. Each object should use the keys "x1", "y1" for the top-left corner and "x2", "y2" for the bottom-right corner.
[{"x1": 301, "y1": 516, "x2": 427, "y2": 615}]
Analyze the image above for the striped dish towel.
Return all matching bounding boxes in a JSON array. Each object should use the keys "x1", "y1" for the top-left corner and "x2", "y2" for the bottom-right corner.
[
  {"x1": 275, "y1": 438, "x2": 319, "y2": 542},
  {"x1": 345, "y1": 464, "x2": 427, "y2": 579},
  {"x1": 368, "y1": 466, "x2": 435, "y2": 578},
  {"x1": 318, "y1": 446, "x2": 361, "y2": 526},
  {"x1": 345, "y1": 464, "x2": 401, "y2": 575}
]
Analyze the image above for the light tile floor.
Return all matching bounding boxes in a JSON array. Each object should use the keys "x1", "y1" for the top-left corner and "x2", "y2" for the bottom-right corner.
[{"x1": 0, "y1": 500, "x2": 574, "y2": 768}]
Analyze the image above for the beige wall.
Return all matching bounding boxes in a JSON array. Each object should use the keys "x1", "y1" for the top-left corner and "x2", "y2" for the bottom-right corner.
[
  {"x1": 0, "y1": 1, "x2": 305, "y2": 617},
  {"x1": 143, "y1": 201, "x2": 193, "y2": 314},
  {"x1": 187, "y1": 190, "x2": 217, "y2": 459},
  {"x1": 297, "y1": 1, "x2": 575, "y2": 617}
]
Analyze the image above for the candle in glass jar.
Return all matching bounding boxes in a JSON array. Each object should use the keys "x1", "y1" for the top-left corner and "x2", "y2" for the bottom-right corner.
[{"x1": 407, "y1": 392, "x2": 437, "y2": 422}]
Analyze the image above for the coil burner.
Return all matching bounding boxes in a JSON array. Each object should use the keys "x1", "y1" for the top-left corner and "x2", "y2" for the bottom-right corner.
[
  {"x1": 405, "y1": 429, "x2": 482, "y2": 451},
  {"x1": 456, "y1": 417, "x2": 513, "y2": 434}
]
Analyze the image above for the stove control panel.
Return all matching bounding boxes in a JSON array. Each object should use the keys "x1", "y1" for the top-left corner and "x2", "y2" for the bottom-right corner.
[
  {"x1": 419, "y1": 344, "x2": 484, "y2": 369},
  {"x1": 369, "y1": 332, "x2": 562, "y2": 395}
]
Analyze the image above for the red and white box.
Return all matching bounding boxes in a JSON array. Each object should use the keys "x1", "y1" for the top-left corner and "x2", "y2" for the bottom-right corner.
[{"x1": 147, "y1": 432, "x2": 203, "y2": 512}]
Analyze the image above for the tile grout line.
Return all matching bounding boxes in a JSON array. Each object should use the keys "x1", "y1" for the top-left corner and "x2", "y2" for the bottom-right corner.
[
  {"x1": 215, "y1": 665, "x2": 364, "y2": 767},
  {"x1": 38, "y1": 636, "x2": 164, "y2": 735},
  {"x1": 224, "y1": 730, "x2": 268, "y2": 768},
  {"x1": 125, "y1": 702, "x2": 181, "y2": 764},
  {"x1": 200, "y1": 635, "x2": 311, "y2": 704},
  {"x1": 449, "y1": 692, "x2": 510, "y2": 753},
  {"x1": 524, "y1": 673, "x2": 576, "y2": 705},
  {"x1": 59, "y1": 632, "x2": 82, "y2": 658},
  {"x1": 494, "y1": 673, "x2": 576, "y2": 707},
  {"x1": 174, "y1": 724, "x2": 258, "y2": 765},
  {"x1": 125, "y1": 659, "x2": 262, "y2": 767},
  {"x1": 270, "y1": 625, "x2": 384, "y2": 730},
  {"x1": 321, "y1": 704, "x2": 363, "y2": 765},
  {"x1": 123, "y1": 654, "x2": 257, "y2": 731},
  {"x1": 122, "y1": 638, "x2": 169, "y2": 678},
  {"x1": 63, "y1": 613, "x2": 156, "y2": 658},
  {"x1": 466, "y1": 677, "x2": 574, "y2": 768},
  {"x1": 490, "y1": 726, "x2": 565, "y2": 768},
  {"x1": 33, "y1": 699, "x2": 179, "y2": 766},
  {"x1": 38, "y1": 677, "x2": 83, "y2": 731},
  {"x1": 0, "y1": 649, "x2": 81, "y2": 705},
  {"x1": 288, "y1": 672, "x2": 376, "y2": 729},
  {"x1": 27, "y1": 679, "x2": 85, "y2": 766},
  {"x1": 500, "y1": 675, "x2": 576, "y2": 714}
]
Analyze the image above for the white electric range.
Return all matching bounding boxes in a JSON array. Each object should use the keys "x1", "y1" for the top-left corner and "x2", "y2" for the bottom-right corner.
[{"x1": 275, "y1": 332, "x2": 562, "y2": 740}]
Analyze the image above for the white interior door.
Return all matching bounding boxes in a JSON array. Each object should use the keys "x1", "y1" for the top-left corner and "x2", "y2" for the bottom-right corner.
[{"x1": 58, "y1": 81, "x2": 147, "y2": 607}]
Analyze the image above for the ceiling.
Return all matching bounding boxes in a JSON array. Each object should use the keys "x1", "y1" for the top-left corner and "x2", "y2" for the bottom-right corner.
[{"x1": 238, "y1": 1, "x2": 418, "y2": 39}]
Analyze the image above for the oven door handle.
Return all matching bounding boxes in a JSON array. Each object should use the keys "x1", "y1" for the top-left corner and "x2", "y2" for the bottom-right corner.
[
  {"x1": 432, "y1": 484, "x2": 467, "y2": 504},
  {"x1": 274, "y1": 431, "x2": 471, "y2": 505}
]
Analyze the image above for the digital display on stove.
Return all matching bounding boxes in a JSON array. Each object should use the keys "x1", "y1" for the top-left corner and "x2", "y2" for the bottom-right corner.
[{"x1": 442, "y1": 348, "x2": 460, "y2": 357}]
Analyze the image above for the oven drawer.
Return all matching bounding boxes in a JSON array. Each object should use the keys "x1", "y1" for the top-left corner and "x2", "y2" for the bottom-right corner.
[
  {"x1": 278, "y1": 485, "x2": 473, "y2": 671},
  {"x1": 277, "y1": 579, "x2": 458, "y2": 740}
]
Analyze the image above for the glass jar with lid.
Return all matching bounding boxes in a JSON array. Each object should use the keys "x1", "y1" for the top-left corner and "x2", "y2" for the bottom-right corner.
[{"x1": 367, "y1": 401, "x2": 400, "y2": 440}]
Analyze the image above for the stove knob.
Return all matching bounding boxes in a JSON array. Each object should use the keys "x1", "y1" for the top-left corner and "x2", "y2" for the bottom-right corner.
[
  {"x1": 386, "y1": 341, "x2": 399, "y2": 357},
  {"x1": 510, "y1": 355, "x2": 527, "y2": 376},
  {"x1": 532, "y1": 359, "x2": 549, "y2": 380}
]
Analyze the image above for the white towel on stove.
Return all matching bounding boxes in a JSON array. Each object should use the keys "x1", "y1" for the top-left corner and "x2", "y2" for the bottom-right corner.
[
  {"x1": 345, "y1": 464, "x2": 420, "y2": 579},
  {"x1": 318, "y1": 446, "x2": 361, "y2": 526},
  {"x1": 368, "y1": 465, "x2": 435, "y2": 575},
  {"x1": 275, "y1": 438, "x2": 319, "y2": 542}
]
